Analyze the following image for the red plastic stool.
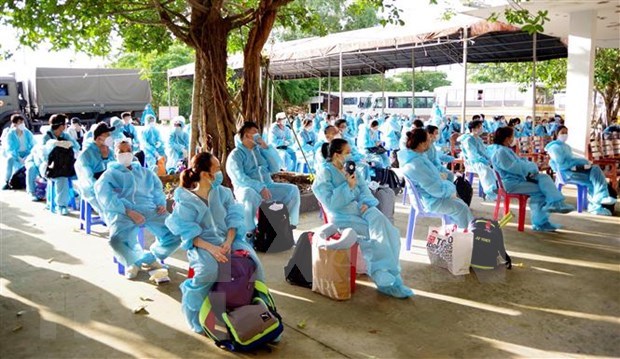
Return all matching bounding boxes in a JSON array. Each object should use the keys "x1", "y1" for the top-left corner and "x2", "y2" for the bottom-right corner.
[
  {"x1": 493, "y1": 171, "x2": 530, "y2": 232},
  {"x1": 187, "y1": 267, "x2": 195, "y2": 279}
]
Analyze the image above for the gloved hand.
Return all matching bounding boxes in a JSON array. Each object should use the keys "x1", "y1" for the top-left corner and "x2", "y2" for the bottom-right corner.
[{"x1": 155, "y1": 141, "x2": 162, "y2": 148}]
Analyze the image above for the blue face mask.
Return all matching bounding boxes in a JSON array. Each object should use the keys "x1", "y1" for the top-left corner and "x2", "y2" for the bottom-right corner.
[
  {"x1": 211, "y1": 171, "x2": 223, "y2": 187},
  {"x1": 252, "y1": 133, "x2": 261, "y2": 143}
]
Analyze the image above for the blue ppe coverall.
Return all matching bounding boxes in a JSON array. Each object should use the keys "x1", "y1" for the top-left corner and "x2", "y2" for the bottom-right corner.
[
  {"x1": 425, "y1": 141, "x2": 455, "y2": 182},
  {"x1": 226, "y1": 137, "x2": 300, "y2": 232},
  {"x1": 534, "y1": 124, "x2": 548, "y2": 137},
  {"x1": 381, "y1": 115, "x2": 402, "y2": 151},
  {"x1": 299, "y1": 128, "x2": 318, "y2": 170},
  {"x1": 24, "y1": 144, "x2": 46, "y2": 198},
  {"x1": 312, "y1": 162, "x2": 413, "y2": 299},
  {"x1": 483, "y1": 120, "x2": 494, "y2": 134},
  {"x1": 490, "y1": 144, "x2": 567, "y2": 230},
  {"x1": 165, "y1": 186, "x2": 264, "y2": 332},
  {"x1": 122, "y1": 123, "x2": 141, "y2": 151},
  {"x1": 458, "y1": 133, "x2": 497, "y2": 200},
  {"x1": 268, "y1": 123, "x2": 297, "y2": 171},
  {"x1": 75, "y1": 141, "x2": 115, "y2": 213},
  {"x1": 95, "y1": 161, "x2": 180, "y2": 266},
  {"x1": 141, "y1": 122, "x2": 166, "y2": 171},
  {"x1": 166, "y1": 125, "x2": 190, "y2": 173},
  {"x1": 545, "y1": 140, "x2": 616, "y2": 215},
  {"x1": 140, "y1": 104, "x2": 156, "y2": 125},
  {"x1": 402, "y1": 152, "x2": 473, "y2": 228},
  {"x1": 42, "y1": 130, "x2": 80, "y2": 208},
  {"x1": 110, "y1": 118, "x2": 127, "y2": 144},
  {"x1": 357, "y1": 125, "x2": 389, "y2": 168},
  {"x1": 3, "y1": 127, "x2": 35, "y2": 183},
  {"x1": 522, "y1": 121, "x2": 533, "y2": 137}
]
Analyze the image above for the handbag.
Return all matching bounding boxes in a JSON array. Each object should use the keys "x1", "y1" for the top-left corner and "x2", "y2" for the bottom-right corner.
[{"x1": 426, "y1": 225, "x2": 473, "y2": 275}]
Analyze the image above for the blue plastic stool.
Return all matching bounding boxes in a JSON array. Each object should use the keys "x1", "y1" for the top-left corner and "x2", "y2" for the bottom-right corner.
[
  {"x1": 296, "y1": 162, "x2": 310, "y2": 174},
  {"x1": 403, "y1": 177, "x2": 450, "y2": 251},
  {"x1": 466, "y1": 172, "x2": 486, "y2": 198},
  {"x1": 114, "y1": 226, "x2": 145, "y2": 275},
  {"x1": 79, "y1": 199, "x2": 106, "y2": 234},
  {"x1": 555, "y1": 172, "x2": 587, "y2": 213},
  {"x1": 46, "y1": 178, "x2": 78, "y2": 213}
]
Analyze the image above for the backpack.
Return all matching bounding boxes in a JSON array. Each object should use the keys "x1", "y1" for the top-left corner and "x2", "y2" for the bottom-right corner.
[
  {"x1": 603, "y1": 183, "x2": 617, "y2": 215},
  {"x1": 284, "y1": 232, "x2": 313, "y2": 288},
  {"x1": 9, "y1": 167, "x2": 27, "y2": 189},
  {"x1": 454, "y1": 175, "x2": 473, "y2": 207},
  {"x1": 200, "y1": 280, "x2": 283, "y2": 351},
  {"x1": 211, "y1": 251, "x2": 257, "y2": 311},
  {"x1": 46, "y1": 146, "x2": 76, "y2": 178},
  {"x1": 255, "y1": 201, "x2": 294, "y2": 253},
  {"x1": 470, "y1": 218, "x2": 512, "y2": 270},
  {"x1": 371, "y1": 168, "x2": 403, "y2": 195}
]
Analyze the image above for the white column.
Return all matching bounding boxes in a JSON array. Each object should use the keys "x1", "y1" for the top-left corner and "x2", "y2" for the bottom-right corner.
[{"x1": 565, "y1": 10, "x2": 596, "y2": 157}]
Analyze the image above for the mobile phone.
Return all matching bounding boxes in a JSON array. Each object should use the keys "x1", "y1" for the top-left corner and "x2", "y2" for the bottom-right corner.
[{"x1": 345, "y1": 160, "x2": 356, "y2": 175}]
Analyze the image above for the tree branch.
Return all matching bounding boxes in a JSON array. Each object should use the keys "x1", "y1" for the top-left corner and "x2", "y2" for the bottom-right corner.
[{"x1": 151, "y1": 0, "x2": 190, "y2": 44}]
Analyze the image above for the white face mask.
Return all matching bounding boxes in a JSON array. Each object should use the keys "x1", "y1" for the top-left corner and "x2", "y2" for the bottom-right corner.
[
  {"x1": 333, "y1": 133, "x2": 342, "y2": 139},
  {"x1": 510, "y1": 138, "x2": 517, "y2": 147},
  {"x1": 104, "y1": 136, "x2": 114, "y2": 148},
  {"x1": 117, "y1": 152, "x2": 134, "y2": 167},
  {"x1": 18, "y1": 123, "x2": 26, "y2": 131},
  {"x1": 558, "y1": 134, "x2": 568, "y2": 142}
]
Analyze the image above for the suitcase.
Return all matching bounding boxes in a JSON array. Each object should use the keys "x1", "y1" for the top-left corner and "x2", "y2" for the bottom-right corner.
[
  {"x1": 372, "y1": 186, "x2": 395, "y2": 223},
  {"x1": 284, "y1": 232, "x2": 313, "y2": 288}
]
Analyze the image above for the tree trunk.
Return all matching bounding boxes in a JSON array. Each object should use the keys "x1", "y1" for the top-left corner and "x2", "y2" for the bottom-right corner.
[{"x1": 242, "y1": 6, "x2": 281, "y2": 128}]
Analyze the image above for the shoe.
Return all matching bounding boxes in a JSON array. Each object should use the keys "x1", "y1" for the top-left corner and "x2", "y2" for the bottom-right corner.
[
  {"x1": 58, "y1": 206, "x2": 69, "y2": 216},
  {"x1": 372, "y1": 270, "x2": 396, "y2": 288},
  {"x1": 533, "y1": 222, "x2": 561, "y2": 232},
  {"x1": 589, "y1": 207, "x2": 612, "y2": 216},
  {"x1": 2, "y1": 182, "x2": 10, "y2": 190},
  {"x1": 377, "y1": 284, "x2": 414, "y2": 299},
  {"x1": 543, "y1": 201, "x2": 574, "y2": 214},
  {"x1": 30, "y1": 194, "x2": 40, "y2": 202},
  {"x1": 125, "y1": 265, "x2": 140, "y2": 279},
  {"x1": 143, "y1": 260, "x2": 165, "y2": 270},
  {"x1": 600, "y1": 196, "x2": 617, "y2": 206}
]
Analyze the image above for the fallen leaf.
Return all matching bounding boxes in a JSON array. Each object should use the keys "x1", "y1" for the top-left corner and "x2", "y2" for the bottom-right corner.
[
  {"x1": 368, "y1": 329, "x2": 380, "y2": 334},
  {"x1": 140, "y1": 296, "x2": 154, "y2": 302},
  {"x1": 133, "y1": 305, "x2": 149, "y2": 315},
  {"x1": 60, "y1": 274, "x2": 70, "y2": 279},
  {"x1": 47, "y1": 258, "x2": 54, "y2": 263},
  {"x1": 297, "y1": 319, "x2": 306, "y2": 329},
  {"x1": 12, "y1": 325, "x2": 23, "y2": 332},
  {"x1": 16, "y1": 310, "x2": 26, "y2": 317}
]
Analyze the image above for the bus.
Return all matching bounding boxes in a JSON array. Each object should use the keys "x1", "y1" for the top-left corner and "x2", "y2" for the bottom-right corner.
[
  {"x1": 433, "y1": 82, "x2": 555, "y2": 120},
  {"x1": 370, "y1": 91, "x2": 436, "y2": 119},
  {"x1": 340, "y1": 92, "x2": 374, "y2": 114}
]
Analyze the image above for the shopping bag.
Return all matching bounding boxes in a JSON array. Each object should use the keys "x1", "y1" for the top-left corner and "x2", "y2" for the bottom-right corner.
[
  {"x1": 311, "y1": 245, "x2": 351, "y2": 300},
  {"x1": 426, "y1": 226, "x2": 473, "y2": 275}
]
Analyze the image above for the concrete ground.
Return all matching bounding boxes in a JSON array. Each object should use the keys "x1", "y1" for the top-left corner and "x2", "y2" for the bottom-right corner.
[{"x1": 1, "y1": 182, "x2": 619, "y2": 358}]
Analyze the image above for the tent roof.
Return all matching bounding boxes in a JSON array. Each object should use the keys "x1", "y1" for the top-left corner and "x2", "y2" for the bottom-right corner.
[{"x1": 168, "y1": 14, "x2": 567, "y2": 80}]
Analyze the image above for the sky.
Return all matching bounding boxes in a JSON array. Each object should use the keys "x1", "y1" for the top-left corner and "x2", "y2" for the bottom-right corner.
[{"x1": 0, "y1": 0, "x2": 479, "y2": 84}]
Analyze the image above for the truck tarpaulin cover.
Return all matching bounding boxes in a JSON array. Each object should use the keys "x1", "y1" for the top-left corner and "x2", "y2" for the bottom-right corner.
[{"x1": 35, "y1": 67, "x2": 152, "y2": 115}]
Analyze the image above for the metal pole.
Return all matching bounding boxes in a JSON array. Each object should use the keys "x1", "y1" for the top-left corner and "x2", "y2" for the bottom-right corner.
[
  {"x1": 270, "y1": 79, "x2": 274, "y2": 124},
  {"x1": 167, "y1": 74, "x2": 172, "y2": 120},
  {"x1": 318, "y1": 77, "x2": 322, "y2": 112},
  {"x1": 532, "y1": 32, "x2": 537, "y2": 122},
  {"x1": 339, "y1": 49, "x2": 343, "y2": 118},
  {"x1": 327, "y1": 58, "x2": 331, "y2": 115},
  {"x1": 411, "y1": 47, "x2": 416, "y2": 117},
  {"x1": 381, "y1": 71, "x2": 385, "y2": 115},
  {"x1": 461, "y1": 26, "x2": 468, "y2": 133}
]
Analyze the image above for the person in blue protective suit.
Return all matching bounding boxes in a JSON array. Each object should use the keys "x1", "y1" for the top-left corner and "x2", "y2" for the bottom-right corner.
[
  {"x1": 66, "y1": 117, "x2": 86, "y2": 149},
  {"x1": 345, "y1": 113, "x2": 359, "y2": 139},
  {"x1": 490, "y1": 126, "x2": 574, "y2": 231},
  {"x1": 227, "y1": 121, "x2": 300, "y2": 236},
  {"x1": 450, "y1": 115, "x2": 462, "y2": 133},
  {"x1": 121, "y1": 112, "x2": 140, "y2": 152},
  {"x1": 141, "y1": 115, "x2": 166, "y2": 171},
  {"x1": 457, "y1": 120, "x2": 498, "y2": 200},
  {"x1": 75, "y1": 123, "x2": 116, "y2": 214},
  {"x1": 402, "y1": 129, "x2": 473, "y2": 229},
  {"x1": 109, "y1": 117, "x2": 128, "y2": 145},
  {"x1": 269, "y1": 112, "x2": 297, "y2": 171},
  {"x1": 24, "y1": 143, "x2": 46, "y2": 201},
  {"x1": 381, "y1": 114, "x2": 402, "y2": 152},
  {"x1": 334, "y1": 119, "x2": 370, "y2": 180},
  {"x1": 481, "y1": 114, "x2": 494, "y2": 134},
  {"x1": 42, "y1": 114, "x2": 80, "y2": 215},
  {"x1": 140, "y1": 103, "x2": 156, "y2": 125},
  {"x1": 166, "y1": 116, "x2": 190, "y2": 173},
  {"x1": 298, "y1": 119, "x2": 317, "y2": 171},
  {"x1": 546, "y1": 126, "x2": 616, "y2": 215},
  {"x1": 426, "y1": 125, "x2": 455, "y2": 182},
  {"x1": 534, "y1": 118, "x2": 549, "y2": 137},
  {"x1": 313, "y1": 139, "x2": 413, "y2": 299},
  {"x1": 546, "y1": 118, "x2": 558, "y2": 136},
  {"x1": 2, "y1": 114, "x2": 35, "y2": 190},
  {"x1": 358, "y1": 120, "x2": 390, "y2": 168},
  {"x1": 315, "y1": 125, "x2": 340, "y2": 167},
  {"x1": 508, "y1": 118, "x2": 524, "y2": 138},
  {"x1": 95, "y1": 140, "x2": 176, "y2": 279},
  {"x1": 431, "y1": 102, "x2": 443, "y2": 127},
  {"x1": 313, "y1": 111, "x2": 324, "y2": 133},
  {"x1": 166, "y1": 152, "x2": 265, "y2": 333},
  {"x1": 521, "y1": 116, "x2": 534, "y2": 137},
  {"x1": 293, "y1": 114, "x2": 303, "y2": 133}
]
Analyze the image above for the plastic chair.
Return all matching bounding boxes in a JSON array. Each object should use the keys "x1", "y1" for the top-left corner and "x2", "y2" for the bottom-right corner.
[
  {"x1": 493, "y1": 171, "x2": 530, "y2": 232},
  {"x1": 79, "y1": 198, "x2": 106, "y2": 235},
  {"x1": 114, "y1": 226, "x2": 145, "y2": 275},
  {"x1": 466, "y1": 171, "x2": 485, "y2": 198},
  {"x1": 296, "y1": 162, "x2": 310, "y2": 174},
  {"x1": 317, "y1": 202, "x2": 359, "y2": 293},
  {"x1": 554, "y1": 169, "x2": 587, "y2": 213},
  {"x1": 46, "y1": 178, "x2": 78, "y2": 213},
  {"x1": 403, "y1": 177, "x2": 449, "y2": 251}
]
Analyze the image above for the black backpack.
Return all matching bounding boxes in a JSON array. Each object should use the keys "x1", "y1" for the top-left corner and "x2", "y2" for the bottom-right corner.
[
  {"x1": 9, "y1": 167, "x2": 27, "y2": 190},
  {"x1": 284, "y1": 232, "x2": 313, "y2": 288},
  {"x1": 371, "y1": 168, "x2": 403, "y2": 195},
  {"x1": 454, "y1": 175, "x2": 473, "y2": 207},
  {"x1": 46, "y1": 146, "x2": 76, "y2": 179},
  {"x1": 470, "y1": 218, "x2": 512, "y2": 270},
  {"x1": 254, "y1": 201, "x2": 294, "y2": 253}
]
